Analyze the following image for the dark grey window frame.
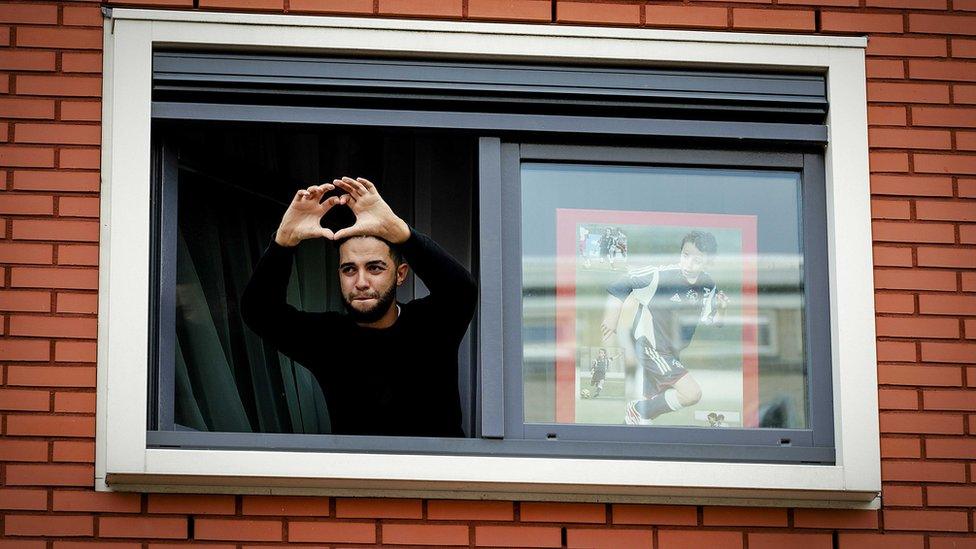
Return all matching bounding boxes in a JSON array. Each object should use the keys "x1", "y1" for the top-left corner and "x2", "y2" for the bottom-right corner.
[{"x1": 147, "y1": 50, "x2": 835, "y2": 464}]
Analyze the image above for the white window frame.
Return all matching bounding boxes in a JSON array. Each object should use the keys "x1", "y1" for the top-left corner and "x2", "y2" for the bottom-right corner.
[{"x1": 96, "y1": 8, "x2": 879, "y2": 508}]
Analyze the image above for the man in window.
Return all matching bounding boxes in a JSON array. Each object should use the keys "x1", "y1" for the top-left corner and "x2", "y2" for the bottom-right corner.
[
  {"x1": 241, "y1": 177, "x2": 477, "y2": 437},
  {"x1": 600, "y1": 230, "x2": 729, "y2": 425}
]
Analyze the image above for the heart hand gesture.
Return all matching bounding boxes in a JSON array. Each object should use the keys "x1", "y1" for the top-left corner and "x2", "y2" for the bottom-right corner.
[
  {"x1": 332, "y1": 177, "x2": 410, "y2": 244},
  {"x1": 274, "y1": 183, "x2": 342, "y2": 247}
]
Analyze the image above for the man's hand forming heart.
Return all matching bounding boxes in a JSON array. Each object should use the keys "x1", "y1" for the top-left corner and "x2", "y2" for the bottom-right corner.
[
  {"x1": 331, "y1": 177, "x2": 411, "y2": 244},
  {"x1": 274, "y1": 183, "x2": 342, "y2": 247}
]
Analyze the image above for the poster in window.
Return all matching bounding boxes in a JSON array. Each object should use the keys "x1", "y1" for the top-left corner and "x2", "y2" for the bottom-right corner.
[{"x1": 555, "y1": 208, "x2": 759, "y2": 428}]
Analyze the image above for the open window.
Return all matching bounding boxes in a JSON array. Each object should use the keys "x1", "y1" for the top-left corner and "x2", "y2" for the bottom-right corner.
[{"x1": 98, "y1": 10, "x2": 879, "y2": 506}]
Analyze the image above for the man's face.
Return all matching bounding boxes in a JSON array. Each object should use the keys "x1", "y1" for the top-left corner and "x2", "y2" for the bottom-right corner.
[
  {"x1": 678, "y1": 241, "x2": 708, "y2": 284},
  {"x1": 337, "y1": 237, "x2": 408, "y2": 323}
]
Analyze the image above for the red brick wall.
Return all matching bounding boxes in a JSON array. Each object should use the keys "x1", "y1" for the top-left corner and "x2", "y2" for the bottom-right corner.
[{"x1": 0, "y1": 0, "x2": 973, "y2": 546}]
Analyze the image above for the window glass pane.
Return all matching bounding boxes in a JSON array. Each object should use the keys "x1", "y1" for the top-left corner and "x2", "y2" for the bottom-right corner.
[{"x1": 521, "y1": 162, "x2": 808, "y2": 430}]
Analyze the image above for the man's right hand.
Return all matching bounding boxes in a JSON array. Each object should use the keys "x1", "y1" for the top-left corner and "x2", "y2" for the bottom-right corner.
[{"x1": 274, "y1": 183, "x2": 342, "y2": 247}]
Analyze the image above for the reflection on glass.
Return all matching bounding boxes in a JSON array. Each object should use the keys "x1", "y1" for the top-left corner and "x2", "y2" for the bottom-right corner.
[{"x1": 521, "y1": 163, "x2": 808, "y2": 429}]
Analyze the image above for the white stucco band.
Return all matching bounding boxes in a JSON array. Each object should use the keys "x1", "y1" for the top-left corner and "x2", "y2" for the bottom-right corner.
[{"x1": 97, "y1": 8, "x2": 879, "y2": 508}]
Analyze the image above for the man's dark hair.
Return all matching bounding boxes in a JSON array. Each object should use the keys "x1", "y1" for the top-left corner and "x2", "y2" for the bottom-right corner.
[
  {"x1": 680, "y1": 230, "x2": 718, "y2": 256},
  {"x1": 336, "y1": 235, "x2": 403, "y2": 266}
]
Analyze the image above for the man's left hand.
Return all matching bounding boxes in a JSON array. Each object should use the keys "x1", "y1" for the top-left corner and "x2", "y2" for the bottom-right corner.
[{"x1": 332, "y1": 177, "x2": 411, "y2": 244}]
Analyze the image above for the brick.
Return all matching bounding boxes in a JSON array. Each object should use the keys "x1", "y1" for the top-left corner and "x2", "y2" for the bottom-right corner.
[
  {"x1": 866, "y1": 59, "x2": 905, "y2": 79},
  {"x1": 883, "y1": 460, "x2": 967, "y2": 481},
  {"x1": 922, "y1": 342, "x2": 976, "y2": 363},
  {"x1": 54, "y1": 543, "x2": 142, "y2": 549},
  {"x1": 7, "y1": 365, "x2": 96, "y2": 387},
  {"x1": 877, "y1": 341, "x2": 917, "y2": 362},
  {"x1": 382, "y1": 524, "x2": 469, "y2": 546},
  {"x1": 288, "y1": 0, "x2": 373, "y2": 14},
  {"x1": 287, "y1": 521, "x2": 375, "y2": 543},
  {"x1": 965, "y1": 272, "x2": 976, "y2": 290},
  {"x1": 55, "y1": 340, "x2": 97, "y2": 362},
  {"x1": 780, "y1": 0, "x2": 856, "y2": 6},
  {"x1": 15, "y1": 27, "x2": 101, "y2": 50},
  {"x1": 876, "y1": 317, "x2": 959, "y2": 338},
  {"x1": 0, "y1": 50, "x2": 56, "y2": 72},
  {"x1": 427, "y1": 500, "x2": 513, "y2": 520},
  {"x1": 54, "y1": 491, "x2": 141, "y2": 513},
  {"x1": 915, "y1": 154, "x2": 976, "y2": 174},
  {"x1": 467, "y1": 0, "x2": 551, "y2": 21},
  {"x1": 53, "y1": 440, "x2": 94, "y2": 462},
  {"x1": 567, "y1": 528, "x2": 654, "y2": 548},
  {"x1": 967, "y1": 318, "x2": 976, "y2": 336},
  {"x1": 871, "y1": 175, "x2": 954, "y2": 196},
  {"x1": 881, "y1": 484, "x2": 923, "y2": 506},
  {"x1": 793, "y1": 509, "x2": 878, "y2": 529},
  {"x1": 923, "y1": 389, "x2": 976, "y2": 410},
  {"x1": 475, "y1": 526, "x2": 563, "y2": 548},
  {"x1": 54, "y1": 391, "x2": 95, "y2": 413},
  {"x1": 0, "y1": 146, "x2": 55, "y2": 167},
  {"x1": 872, "y1": 221, "x2": 955, "y2": 243},
  {"x1": 870, "y1": 152, "x2": 909, "y2": 172},
  {"x1": 521, "y1": 502, "x2": 605, "y2": 523},
  {"x1": 335, "y1": 497, "x2": 421, "y2": 518},
  {"x1": 910, "y1": 59, "x2": 976, "y2": 83},
  {"x1": 0, "y1": 241, "x2": 52, "y2": 265},
  {"x1": 4, "y1": 515, "x2": 93, "y2": 537},
  {"x1": 0, "y1": 27, "x2": 7, "y2": 47},
  {"x1": 961, "y1": 85, "x2": 976, "y2": 104},
  {"x1": 377, "y1": 0, "x2": 463, "y2": 17},
  {"x1": 61, "y1": 52, "x2": 102, "y2": 74},
  {"x1": 64, "y1": 6, "x2": 105, "y2": 26},
  {"x1": 880, "y1": 411, "x2": 964, "y2": 434},
  {"x1": 959, "y1": 131, "x2": 976, "y2": 150},
  {"x1": 0, "y1": 193, "x2": 54, "y2": 215},
  {"x1": 880, "y1": 436, "x2": 921, "y2": 457},
  {"x1": 875, "y1": 269, "x2": 957, "y2": 291},
  {"x1": 868, "y1": 106, "x2": 907, "y2": 126},
  {"x1": 912, "y1": 106, "x2": 976, "y2": 127},
  {"x1": 11, "y1": 219, "x2": 99, "y2": 241},
  {"x1": 870, "y1": 128, "x2": 952, "y2": 150},
  {"x1": 884, "y1": 509, "x2": 968, "y2": 531},
  {"x1": 5, "y1": 464, "x2": 93, "y2": 486},
  {"x1": 955, "y1": 38, "x2": 976, "y2": 58},
  {"x1": 57, "y1": 293, "x2": 97, "y2": 314},
  {"x1": 733, "y1": 8, "x2": 814, "y2": 30},
  {"x1": 9, "y1": 315, "x2": 96, "y2": 339},
  {"x1": 646, "y1": 5, "x2": 728, "y2": 28},
  {"x1": 0, "y1": 337, "x2": 50, "y2": 360},
  {"x1": 916, "y1": 200, "x2": 976, "y2": 221},
  {"x1": 871, "y1": 199, "x2": 911, "y2": 219},
  {"x1": 7, "y1": 414, "x2": 95, "y2": 437},
  {"x1": 0, "y1": 3, "x2": 59, "y2": 24},
  {"x1": 0, "y1": 439, "x2": 48, "y2": 461},
  {"x1": 15, "y1": 75, "x2": 101, "y2": 97},
  {"x1": 878, "y1": 388, "x2": 918, "y2": 409},
  {"x1": 14, "y1": 123, "x2": 99, "y2": 146},
  {"x1": 927, "y1": 437, "x2": 976, "y2": 458},
  {"x1": 931, "y1": 538, "x2": 976, "y2": 549},
  {"x1": 148, "y1": 494, "x2": 236, "y2": 515},
  {"x1": 240, "y1": 495, "x2": 328, "y2": 516},
  {"x1": 11, "y1": 265, "x2": 97, "y2": 290},
  {"x1": 58, "y1": 149, "x2": 100, "y2": 170},
  {"x1": 611, "y1": 504, "x2": 696, "y2": 525},
  {"x1": 199, "y1": 0, "x2": 284, "y2": 9},
  {"x1": 60, "y1": 103, "x2": 101, "y2": 122},
  {"x1": 869, "y1": 0, "x2": 945, "y2": 8},
  {"x1": 873, "y1": 247, "x2": 913, "y2": 267},
  {"x1": 919, "y1": 294, "x2": 976, "y2": 315},
  {"x1": 58, "y1": 196, "x2": 99, "y2": 217},
  {"x1": 0, "y1": 488, "x2": 48, "y2": 510},
  {"x1": 702, "y1": 506, "x2": 786, "y2": 527},
  {"x1": 821, "y1": 11, "x2": 903, "y2": 32},
  {"x1": 194, "y1": 519, "x2": 282, "y2": 542},
  {"x1": 657, "y1": 530, "x2": 743, "y2": 549},
  {"x1": 838, "y1": 533, "x2": 924, "y2": 549},
  {"x1": 104, "y1": 0, "x2": 193, "y2": 5},
  {"x1": 12, "y1": 171, "x2": 100, "y2": 192},
  {"x1": 910, "y1": 13, "x2": 976, "y2": 35},
  {"x1": 876, "y1": 294, "x2": 917, "y2": 316},
  {"x1": 0, "y1": 97, "x2": 55, "y2": 119},
  {"x1": 928, "y1": 485, "x2": 976, "y2": 506},
  {"x1": 99, "y1": 516, "x2": 187, "y2": 539},
  {"x1": 748, "y1": 533, "x2": 832, "y2": 549},
  {"x1": 556, "y1": 1, "x2": 640, "y2": 25},
  {"x1": 58, "y1": 244, "x2": 99, "y2": 266},
  {"x1": 0, "y1": 289, "x2": 52, "y2": 311},
  {"x1": 0, "y1": 388, "x2": 50, "y2": 411},
  {"x1": 868, "y1": 82, "x2": 950, "y2": 104}
]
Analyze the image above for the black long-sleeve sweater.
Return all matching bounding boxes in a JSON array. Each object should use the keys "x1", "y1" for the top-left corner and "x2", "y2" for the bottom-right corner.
[{"x1": 240, "y1": 229, "x2": 477, "y2": 437}]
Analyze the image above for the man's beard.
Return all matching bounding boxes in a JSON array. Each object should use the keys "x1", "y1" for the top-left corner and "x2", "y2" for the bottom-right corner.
[{"x1": 342, "y1": 281, "x2": 398, "y2": 324}]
